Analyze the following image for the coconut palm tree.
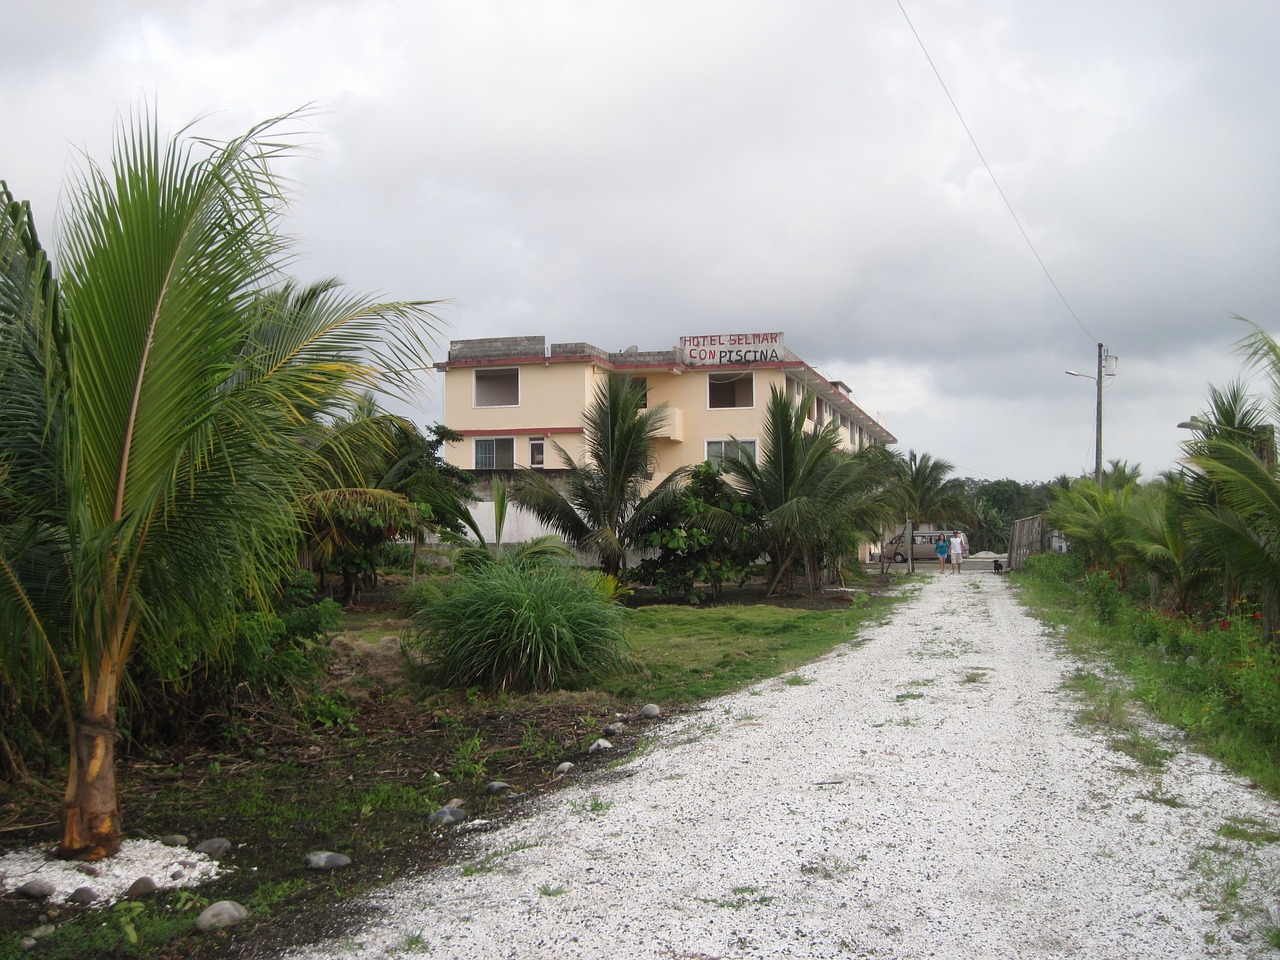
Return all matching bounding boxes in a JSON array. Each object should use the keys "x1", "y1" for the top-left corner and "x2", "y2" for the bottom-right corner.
[
  {"x1": 0, "y1": 112, "x2": 439, "y2": 859},
  {"x1": 1115, "y1": 476, "x2": 1200, "y2": 611},
  {"x1": 718, "y1": 386, "x2": 896, "y2": 593},
  {"x1": 889, "y1": 450, "x2": 969, "y2": 573},
  {"x1": 511, "y1": 373, "x2": 677, "y2": 577},
  {"x1": 1181, "y1": 325, "x2": 1280, "y2": 638}
]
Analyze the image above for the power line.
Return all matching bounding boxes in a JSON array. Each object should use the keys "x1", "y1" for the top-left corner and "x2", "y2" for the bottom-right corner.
[{"x1": 895, "y1": 0, "x2": 1096, "y2": 344}]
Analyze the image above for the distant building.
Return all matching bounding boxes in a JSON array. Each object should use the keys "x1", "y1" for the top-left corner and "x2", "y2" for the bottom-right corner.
[{"x1": 434, "y1": 332, "x2": 895, "y2": 493}]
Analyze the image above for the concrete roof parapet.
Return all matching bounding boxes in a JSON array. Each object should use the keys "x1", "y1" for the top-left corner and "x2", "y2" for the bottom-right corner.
[
  {"x1": 549, "y1": 341, "x2": 608, "y2": 360},
  {"x1": 449, "y1": 336, "x2": 546, "y2": 362}
]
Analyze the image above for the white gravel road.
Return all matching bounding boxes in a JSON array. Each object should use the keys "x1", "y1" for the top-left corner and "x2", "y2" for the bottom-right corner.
[{"x1": 291, "y1": 571, "x2": 1280, "y2": 960}]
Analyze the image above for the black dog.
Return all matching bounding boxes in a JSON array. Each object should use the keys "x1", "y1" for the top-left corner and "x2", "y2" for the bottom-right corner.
[{"x1": 993, "y1": 559, "x2": 1004, "y2": 574}]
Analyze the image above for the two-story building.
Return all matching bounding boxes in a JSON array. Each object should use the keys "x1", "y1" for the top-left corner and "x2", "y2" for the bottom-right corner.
[{"x1": 433, "y1": 332, "x2": 896, "y2": 492}]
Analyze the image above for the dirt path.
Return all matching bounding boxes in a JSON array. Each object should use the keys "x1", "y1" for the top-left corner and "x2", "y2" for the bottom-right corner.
[{"x1": 290, "y1": 572, "x2": 1280, "y2": 959}]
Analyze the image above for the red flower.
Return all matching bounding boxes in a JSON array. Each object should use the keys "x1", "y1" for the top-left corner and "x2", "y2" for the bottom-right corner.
[{"x1": 1220, "y1": 619, "x2": 1232, "y2": 631}]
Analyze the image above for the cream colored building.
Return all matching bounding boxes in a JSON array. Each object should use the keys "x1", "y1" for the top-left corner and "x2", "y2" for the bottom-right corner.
[{"x1": 434, "y1": 332, "x2": 896, "y2": 488}]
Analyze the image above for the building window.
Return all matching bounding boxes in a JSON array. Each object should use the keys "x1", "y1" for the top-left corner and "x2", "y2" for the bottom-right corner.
[
  {"x1": 529, "y1": 437, "x2": 545, "y2": 469},
  {"x1": 706, "y1": 439, "x2": 757, "y2": 466},
  {"x1": 475, "y1": 437, "x2": 515, "y2": 470},
  {"x1": 475, "y1": 368, "x2": 519, "y2": 407},
  {"x1": 632, "y1": 376, "x2": 648, "y2": 409},
  {"x1": 708, "y1": 372, "x2": 753, "y2": 409}
]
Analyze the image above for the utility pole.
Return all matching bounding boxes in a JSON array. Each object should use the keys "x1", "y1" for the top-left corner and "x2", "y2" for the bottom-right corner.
[
  {"x1": 1093, "y1": 342, "x2": 1103, "y2": 486},
  {"x1": 1066, "y1": 343, "x2": 1114, "y2": 486}
]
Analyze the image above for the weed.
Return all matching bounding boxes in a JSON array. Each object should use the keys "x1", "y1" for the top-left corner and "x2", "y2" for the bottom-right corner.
[
  {"x1": 784, "y1": 674, "x2": 814, "y2": 686},
  {"x1": 697, "y1": 886, "x2": 775, "y2": 909},
  {"x1": 799, "y1": 856, "x2": 858, "y2": 879},
  {"x1": 305, "y1": 692, "x2": 359, "y2": 732},
  {"x1": 1076, "y1": 687, "x2": 1132, "y2": 730},
  {"x1": 962, "y1": 669, "x2": 990, "y2": 684},
  {"x1": 1109, "y1": 732, "x2": 1174, "y2": 770},
  {"x1": 392, "y1": 931, "x2": 431, "y2": 954},
  {"x1": 113, "y1": 900, "x2": 148, "y2": 945},
  {"x1": 450, "y1": 732, "x2": 487, "y2": 781},
  {"x1": 171, "y1": 888, "x2": 209, "y2": 913},
  {"x1": 1138, "y1": 784, "x2": 1187, "y2": 808},
  {"x1": 248, "y1": 877, "x2": 309, "y2": 910},
  {"x1": 517, "y1": 727, "x2": 563, "y2": 762},
  {"x1": 569, "y1": 794, "x2": 614, "y2": 815},
  {"x1": 894, "y1": 691, "x2": 924, "y2": 701},
  {"x1": 350, "y1": 781, "x2": 442, "y2": 818},
  {"x1": 461, "y1": 841, "x2": 540, "y2": 877},
  {"x1": 539, "y1": 883, "x2": 568, "y2": 896},
  {"x1": 1062, "y1": 669, "x2": 1106, "y2": 696},
  {"x1": 1217, "y1": 818, "x2": 1280, "y2": 844}
]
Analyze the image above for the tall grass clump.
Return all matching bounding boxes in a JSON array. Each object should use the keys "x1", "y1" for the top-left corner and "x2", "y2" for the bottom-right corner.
[{"x1": 403, "y1": 558, "x2": 632, "y2": 692}]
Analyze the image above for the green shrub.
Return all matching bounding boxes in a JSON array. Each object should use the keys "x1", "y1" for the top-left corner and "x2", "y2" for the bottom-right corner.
[
  {"x1": 1083, "y1": 569, "x2": 1123, "y2": 624},
  {"x1": 403, "y1": 557, "x2": 633, "y2": 692},
  {"x1": 1016, "y1": 550, "x2": 1084, "y2": 583},
  {"x1": 376, "y1": 540, "x2": 417, "y2": 572}
]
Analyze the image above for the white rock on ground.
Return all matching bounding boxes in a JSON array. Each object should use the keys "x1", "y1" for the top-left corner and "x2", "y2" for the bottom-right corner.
[{"x1": 285, "y1": 572, "x2": 1280, "y2": 959}]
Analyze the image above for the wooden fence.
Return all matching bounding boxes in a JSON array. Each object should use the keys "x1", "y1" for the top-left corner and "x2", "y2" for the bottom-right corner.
[{"x1": 1008, "y1": 514, "x2": 1048, "y2": 571}]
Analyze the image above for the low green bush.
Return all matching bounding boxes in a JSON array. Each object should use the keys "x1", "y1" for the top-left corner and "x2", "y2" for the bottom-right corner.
[
  {"x1": 403, "y1": 557, "x2": 633, "y2": 692},
  {"x1": 1018, "y1": 550, "x2": 1084, "y2": 582},
  {"x1": 1083, "y1": 568, "x2": 1123, "y2": 624},
  {"x1": 375, "y1": 540, "x2": 417, "y2": 572}
]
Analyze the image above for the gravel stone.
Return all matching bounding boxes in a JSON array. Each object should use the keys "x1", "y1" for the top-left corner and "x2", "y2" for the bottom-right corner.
[
  {"x1": 193, "y1": 838, "x2": 232, "y2": 857},
  {"x1": 305, "y1": 851, "x2": 352, "y2": 870},
  {"x1": 126, "y1": 876, "x2": 158, "y2": 898},
  {"x1": 284, "y1": 574, "x2": 1280, "y2": 960},
  {"x1": 195, "y1": 900, "x2": 248, "y2": 932},
  {"x1": 428, "y1": 806, "x2": 467, "y2": 826}
]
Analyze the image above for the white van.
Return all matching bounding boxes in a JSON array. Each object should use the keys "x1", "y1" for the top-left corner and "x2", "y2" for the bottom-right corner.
[{"x1": 885, "y1": 529, "x2": 967, "y2": 563}]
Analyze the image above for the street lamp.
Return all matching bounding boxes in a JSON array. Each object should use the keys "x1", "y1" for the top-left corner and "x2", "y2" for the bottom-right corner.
[{"x1": 1065, "y1": 343, "x2": 1116, "y2": 485}]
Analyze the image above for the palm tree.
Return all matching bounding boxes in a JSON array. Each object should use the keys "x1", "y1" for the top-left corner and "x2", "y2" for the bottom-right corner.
[
  {"x1": 301, "y1": 390, "x2": 476, "y2": 600},
  {"x1": 889, "y1": 450, "x2": 969, "y2": 573},
  {"x1": 719, "y1": 386, "x2": 896, "y2": 593},
  {"x1": 1180, "y1": 326, "x2": 1280, "y2": 638},
  {"x1": 1115, "y1": 476, "x2": 1199, "y2": 611},
  {"x1": 512, "y1": 373, "x2": 676, "y2": 577},
  {"x1": 0, "y1": 112, "x2": 439, "y2": 860},
  {"x1": 1046, "y1": 477, "x2": 1138, "y2": 581}
]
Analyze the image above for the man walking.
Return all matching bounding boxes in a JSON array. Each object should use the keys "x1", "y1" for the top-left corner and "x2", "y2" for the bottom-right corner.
[{"x1": 948, "y1": 532, "x2": 964, "y2": 574}]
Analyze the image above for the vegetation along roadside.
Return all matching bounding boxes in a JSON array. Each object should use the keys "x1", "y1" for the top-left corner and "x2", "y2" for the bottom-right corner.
[
  {"x1": 1013, "y1": 552, "x2": 1280, "y2": 800},
  {"x1": 0, "y1": 580, "x2": 904, "y2": 960}
]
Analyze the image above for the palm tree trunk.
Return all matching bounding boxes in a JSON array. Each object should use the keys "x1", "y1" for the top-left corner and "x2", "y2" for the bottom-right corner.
[{"x1": 58, "y1": 711, "x2": 122, "y2": 860}]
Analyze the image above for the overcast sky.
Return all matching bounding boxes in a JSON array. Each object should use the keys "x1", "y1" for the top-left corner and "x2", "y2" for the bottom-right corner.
[{"x1": 5, "y1": 1, "x2": 1279, "y2": 483}]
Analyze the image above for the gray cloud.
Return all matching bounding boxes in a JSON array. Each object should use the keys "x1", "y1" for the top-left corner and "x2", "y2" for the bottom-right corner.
[{"x1": 4, "y1": 0, "x2": 1277, "y2": 480}]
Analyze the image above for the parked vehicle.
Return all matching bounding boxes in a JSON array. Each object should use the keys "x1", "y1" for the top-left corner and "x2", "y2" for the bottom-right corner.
[{"x1": 885, "y1": 529, "x2": 967, "y2": 563}]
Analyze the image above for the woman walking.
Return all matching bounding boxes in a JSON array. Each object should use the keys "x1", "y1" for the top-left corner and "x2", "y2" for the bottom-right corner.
[{"x1": 935, "y1": 534, "x2": 949, "y2": 573}]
